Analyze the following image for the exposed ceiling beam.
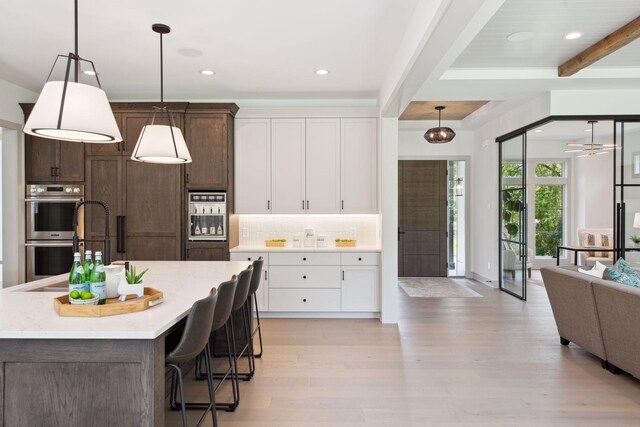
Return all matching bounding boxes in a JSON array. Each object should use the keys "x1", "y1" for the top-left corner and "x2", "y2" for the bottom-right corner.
[{"x1": 558, "y1": 15, "x2": 640, "y2": 77}]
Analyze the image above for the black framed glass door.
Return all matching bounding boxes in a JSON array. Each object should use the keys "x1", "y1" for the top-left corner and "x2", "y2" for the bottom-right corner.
[
  {"x1": 499, "y1": 133, "x2": 527, "y2": 300},
  {"x1": 614, "y1": 121, "x2": 640, "y2": 262}
]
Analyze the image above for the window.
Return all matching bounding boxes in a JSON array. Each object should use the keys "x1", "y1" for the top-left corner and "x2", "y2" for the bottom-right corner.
[
  {"x1": 529, "y1": 161, "x2": 569, "y2": 259},
  {"x1": 535, "y1": 185, "x2": 564, "y2": 256},
  {"x1": 535, "y1": 163, "x2": 564, "y2": 178}
]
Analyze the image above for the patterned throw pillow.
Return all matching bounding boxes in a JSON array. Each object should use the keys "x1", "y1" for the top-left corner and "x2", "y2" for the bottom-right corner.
[
  {"x1": 582, "y1": 233, "x2": 613, "y2": 258},
  {"x1": 617, "y1": 258, "x2": 640, "y2": 279},
  {"x1": 605, "y1": 264, "x2": 640, "y2": 288}
]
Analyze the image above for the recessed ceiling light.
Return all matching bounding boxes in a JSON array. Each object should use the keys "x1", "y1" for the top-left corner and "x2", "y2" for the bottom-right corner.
[
  {"x1": 533, "y1": 129, "x2": 543, "y2": 133},
  {"x1": 507, "y1": 31, "x2": 534, "y2": 42},
  {"x1": 82, "y1": 70, "x2": 96, "y2": 76},
  {"x1": 565, "y1": 32, "x2": 582, "y2": 40},
  {"x1": 199, "y1": 70, "x2": 215, "y2": 76},
  {"x1": 315, "y1": 69, "x2": 330, "y2": 76}
]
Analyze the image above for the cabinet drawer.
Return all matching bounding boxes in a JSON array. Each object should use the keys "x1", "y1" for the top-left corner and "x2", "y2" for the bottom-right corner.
[
  {"x1": 269, "y1": 289, "x2": 341, "y2": 312},
  {"x1": 230, "y1": 252, "x2": 268, "y2": 263},
  {"x1": 341, "y1": 252, "x2": 379, "y2": 266},
  {"x1": 269, "y1": 266, "x2": 340, "y2": 288},
  {"x1": 269, "y1": 252, "x2": 340, "y2": 266}
]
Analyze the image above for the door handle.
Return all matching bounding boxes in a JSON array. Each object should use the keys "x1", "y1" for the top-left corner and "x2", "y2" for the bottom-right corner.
[
  {"x1": 50, "y1": 166, "x2": 55, "y2": 177},
  {"x1": 306, "y1": 200, "x2": 309, "y2": 210},
  {"x1": 398, "y1": 228, "x2": 405, "y2": 241},
  {"x1": 116, "y1": 216, "x2": 126, "y2": 253}
]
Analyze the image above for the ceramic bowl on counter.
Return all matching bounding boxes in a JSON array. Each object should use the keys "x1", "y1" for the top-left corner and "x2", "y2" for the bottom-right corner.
[{"x1": 69, "y1": 294, "x2": 99, "y2": 305}]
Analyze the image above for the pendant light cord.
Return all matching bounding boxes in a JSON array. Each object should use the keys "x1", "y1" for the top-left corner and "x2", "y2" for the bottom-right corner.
[
  {"x1": 438, "y1": 108, "x2": 442, "y2": 127},
  {"x1": 74, "y1": 0, "x2": 79, "y2": 82},
  {"x1": 160, "y1": 32, "x2": 164, "y2": 106}
]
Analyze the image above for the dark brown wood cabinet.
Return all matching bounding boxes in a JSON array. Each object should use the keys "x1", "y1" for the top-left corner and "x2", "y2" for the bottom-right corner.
[
  {"x1": 84, "y1": 155, "x2": 122, "y2": 263},
  {"x1": 25, "y1": 135, "x2": 85, "y2": 183},
  {"x1": 184, "y1": 106, "x2": 237, "y2": 190},
  {"x1": 185, "y1": 243, "x2": 228, "y2": 261},
  {"x1": 24, "y1": 102, "x2": 237, "y2": 263}
]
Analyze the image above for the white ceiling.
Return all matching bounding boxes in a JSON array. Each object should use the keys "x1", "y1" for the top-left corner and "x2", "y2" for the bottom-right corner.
[
  {"x1": 452, "y1": 0, "x2": 640, "y2": 69},
  {"x1": 527, "y1": 120, "x2": 614, "y2": 143},
  {"x1": 0, "y1": 0, "x2": 420, "y2": 100},
  {"x1": 408, "y1": 0, "x2": 640, "y2": 125}
]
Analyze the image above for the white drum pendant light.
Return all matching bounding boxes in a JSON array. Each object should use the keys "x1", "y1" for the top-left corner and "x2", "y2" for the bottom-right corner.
[
  {"x1": 23, "y1": 0, "x2": 121, "y2": 144},
  {"x1": 131, "y1": 24, "x2": 192, "y2": 164}
]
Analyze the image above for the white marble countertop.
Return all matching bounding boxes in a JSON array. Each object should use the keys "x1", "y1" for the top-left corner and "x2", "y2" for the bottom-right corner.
[
  {"x1": 0, "y1": 261, "x2": 249, "y2": 340},
  {"x1": 230, "y1": 245, "x2": 381, "y2": 253}
]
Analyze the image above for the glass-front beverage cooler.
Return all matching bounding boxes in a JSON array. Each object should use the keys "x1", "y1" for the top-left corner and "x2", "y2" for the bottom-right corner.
[{"x1": 188, "y1": 192, "x2": 227, "y2": 241}]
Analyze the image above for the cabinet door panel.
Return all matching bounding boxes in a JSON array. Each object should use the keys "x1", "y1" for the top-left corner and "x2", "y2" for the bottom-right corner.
[
  {"x1": 57, "y1": 140, "x2": 85, "y2": 182},
  {"x1": 342, "y1": 266, "x2": 379, "y2": 311},
  {"x1": 186, "y1": 246, "x2": 227, "y2": 261},
  {"x1": 123, "y1": 160, "x2": 182, "y2": 259},
  {"x1": 306, "y1": 119, "x2": 340, "y2": 214},
  {"x1": 25, "y1": 135, "x2": 56, "y2": 182},
  {"x1": 185, "y1": 114, "x2": 227, "y2": 189},
  {"x1": 125, "y1": 236, "x2": 181, "y2": 260},
  {"x1": 341, "y1": 119, "x2": 377, "y2": 214},
  {"x1": 84, "y1": 156, "x2": 121, "y2": 263},
  {"x1": 234, "y1": 119, "x2": 271, "y2": 214},
  {"x1": 271, "y1": 119, "x2": 305, "y2": 214}
]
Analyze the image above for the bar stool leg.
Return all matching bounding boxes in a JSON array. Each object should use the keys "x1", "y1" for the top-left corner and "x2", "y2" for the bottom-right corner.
[
  {"x1": 253, "y1": 293, "x2": 264, "y2": 358},
  {"x1": 204, "y1": 344, "x2": 218, "y2": 427},
  {"x1": 167, "y1": 364, "x2": 188, "y2": 427}
]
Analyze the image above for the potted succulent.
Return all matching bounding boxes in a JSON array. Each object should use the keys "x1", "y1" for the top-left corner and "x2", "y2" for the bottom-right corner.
[
  {"x1": 630, "y1": 236, "x2": 640, "y2": 246},
  {"x1": 117, "y1": 264, "x2": 148, "y2": 301}
]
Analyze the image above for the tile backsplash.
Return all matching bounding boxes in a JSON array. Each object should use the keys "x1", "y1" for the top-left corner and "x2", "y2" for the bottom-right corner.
[{"x1": 237, "y1": 215, "x2": 380, "y2": 247}]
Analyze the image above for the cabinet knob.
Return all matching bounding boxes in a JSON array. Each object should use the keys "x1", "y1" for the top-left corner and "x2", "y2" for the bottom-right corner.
[
  {"x1": 303, "y1": 298, "x2": 307, "y2": 302},
  {"x1": 358, "y1": 257, "x2": 362, "y2": 261},
  {"x1": 303, "y1": 275, "x2": 307, "y2": 279},
  {"x1": 247, "y1": 257, "x2": 252, "y2": 261},
  {"x1": 303, "y1": 257, "x2": 307, "y2": 261}
]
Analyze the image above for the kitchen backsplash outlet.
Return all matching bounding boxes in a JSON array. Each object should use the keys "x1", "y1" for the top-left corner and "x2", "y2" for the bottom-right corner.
[{"x1": 238, "y1": 215, "x2": 380, "y2": 247}]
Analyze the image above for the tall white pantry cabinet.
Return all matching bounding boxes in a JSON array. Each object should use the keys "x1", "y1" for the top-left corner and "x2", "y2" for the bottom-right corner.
[{"x1": 234, "y1": 118, "x2": 377, "y2": 215}]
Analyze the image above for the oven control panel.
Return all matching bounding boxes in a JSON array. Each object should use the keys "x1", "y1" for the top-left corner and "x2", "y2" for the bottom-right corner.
[{"x1": 27, "y1": 185, "x2": 84, "y2": 198}]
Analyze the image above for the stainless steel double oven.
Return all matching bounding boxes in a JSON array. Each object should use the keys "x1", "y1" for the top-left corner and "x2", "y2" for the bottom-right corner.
[{"x1": 25, "y1": 184, "x2": 84, "y2": 281}]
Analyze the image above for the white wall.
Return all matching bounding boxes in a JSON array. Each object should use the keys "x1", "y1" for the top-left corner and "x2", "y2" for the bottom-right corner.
[{"x1": 0, "y1": 78, "x2": 37, "y2": 287}]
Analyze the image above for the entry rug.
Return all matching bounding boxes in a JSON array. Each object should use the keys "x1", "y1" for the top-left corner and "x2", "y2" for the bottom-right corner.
[{"x1": 399, "y1": 277, "x2": 483, "y2": 298}]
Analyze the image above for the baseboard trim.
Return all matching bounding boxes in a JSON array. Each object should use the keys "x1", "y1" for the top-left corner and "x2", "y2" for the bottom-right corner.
[
  {"x1": 470, "y1": 272, "x2": 498, "y2": 288},
  {"x1": 259, "y1": 312, "x2": 380, "y2": 319}
]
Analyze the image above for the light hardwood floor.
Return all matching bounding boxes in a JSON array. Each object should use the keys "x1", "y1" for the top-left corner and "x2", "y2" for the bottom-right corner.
[{"x1": 167, "y1": 279, "x2": 640, "y2": 426}]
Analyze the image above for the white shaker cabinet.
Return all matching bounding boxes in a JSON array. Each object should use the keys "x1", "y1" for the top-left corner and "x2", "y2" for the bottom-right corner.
[
  {"x1": 235, "y1": 119, "x2": 272, "y2": 214},
  {"x1": 271, "y1": 119, "x2": 306, "y2": 214},
  {"x1": 305, "y1": 119, "x2": 341, "y2": 214},
  {"x1": 341, "y1": 266, "x2": 380, "y2": 312},
  {"x1": 341, "y1": 118, "x2": 377, "y2": 214}
]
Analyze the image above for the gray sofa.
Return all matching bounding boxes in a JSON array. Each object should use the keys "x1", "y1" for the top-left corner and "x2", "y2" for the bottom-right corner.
[{"x1": 541, "y1": 266, "x2": 640, "y2": 378}]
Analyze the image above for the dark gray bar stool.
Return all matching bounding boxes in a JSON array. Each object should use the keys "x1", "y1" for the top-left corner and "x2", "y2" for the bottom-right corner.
[
  {"x1": 247, "y1": 257, "x2": 265, "y2": 358},
  {"x1": 230, "y1": 265, "x2": 255, "y2": 382},
  {"x1": 194, "y1": 275, "x2": 240, "y2": 411},
  {"x1": 166, "y1": 289, "x2": 218, "y2": 427}
]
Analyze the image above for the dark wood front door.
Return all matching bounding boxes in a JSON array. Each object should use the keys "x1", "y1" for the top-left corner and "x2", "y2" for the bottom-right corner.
[{"x1": 398, "y1": 160, "x2": 448, "y2": 277}]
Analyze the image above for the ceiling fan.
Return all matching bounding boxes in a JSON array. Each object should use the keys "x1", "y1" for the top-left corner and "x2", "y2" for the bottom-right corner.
[{"x1": 564, "y1": 120, "x2": 618, "y2": 157}]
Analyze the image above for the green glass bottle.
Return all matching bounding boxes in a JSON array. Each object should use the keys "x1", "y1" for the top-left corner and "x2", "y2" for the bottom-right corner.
[
  {"x1": 90, "y1": 251, "x2": 107, "y2": 305},
  {"x1": 83, "y1": 250, "x2": 93, "y2": 292},
  {"x1": 69, "y1": 252, "x2": 84, "y2": 297}
]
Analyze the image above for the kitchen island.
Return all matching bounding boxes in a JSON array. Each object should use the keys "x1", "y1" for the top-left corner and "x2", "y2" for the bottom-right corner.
[{"x1": 0, "y1": 260, "x2": 249, "y2": 427}]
